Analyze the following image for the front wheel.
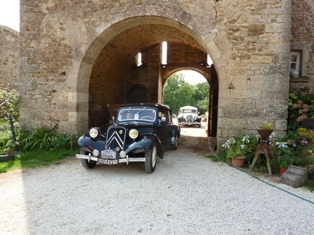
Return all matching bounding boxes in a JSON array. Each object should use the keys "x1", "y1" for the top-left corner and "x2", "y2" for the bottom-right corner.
[
  {"x1": 80, "y1": 151, "x2": 97, "y2": 169},
  {"x1": 145, "y1": 143, "x2": 157, "y2": 173}
]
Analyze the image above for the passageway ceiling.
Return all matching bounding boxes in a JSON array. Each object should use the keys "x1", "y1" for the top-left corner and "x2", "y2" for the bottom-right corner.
[{"x1": 95, "y1": 24, "x2": 208, "y2": 81}]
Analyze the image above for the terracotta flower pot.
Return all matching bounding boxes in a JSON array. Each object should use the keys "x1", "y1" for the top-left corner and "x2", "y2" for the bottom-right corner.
[
  {"x1": 279, "y1": 167, "x2": 287, "y2": 176},
  {"x1": 257, "y1": 129, "x2": 273, "y2": 140},
  {"x1": 231, "y1": 156, "x2": 246, "y2": 168}
]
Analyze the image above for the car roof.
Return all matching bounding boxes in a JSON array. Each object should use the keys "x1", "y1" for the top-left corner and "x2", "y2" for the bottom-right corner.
[{"x1": 119, "y1": 103, "x2": 170, "y2": 110}]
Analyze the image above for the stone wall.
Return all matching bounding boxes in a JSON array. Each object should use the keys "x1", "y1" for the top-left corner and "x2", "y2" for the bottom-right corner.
[
  {"x1": 216, "y1": 0, "x2": 291, "y2": 138},
  {"x1": 290, "y1": 0, "x2": 314, "y2": 93},
  {"x1": 19, "y1": 0, "x2": 293, "y2": 148},
  {"x1": 0, "y1": 26, "x2": 19, "y2": 89}
]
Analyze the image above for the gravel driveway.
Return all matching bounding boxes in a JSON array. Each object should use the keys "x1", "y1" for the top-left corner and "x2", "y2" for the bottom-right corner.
[{"x1": 1, "y1": 129, "x2": 314, "y2": 235}]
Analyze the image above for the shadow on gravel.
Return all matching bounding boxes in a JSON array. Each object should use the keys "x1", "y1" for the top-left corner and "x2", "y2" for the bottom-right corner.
[
  {"x1": 90, "y1": 160, "x2": 147, "y2": 174},
  {"x1": 179, "y1": 135, "x2": 211, "y2": 155}
]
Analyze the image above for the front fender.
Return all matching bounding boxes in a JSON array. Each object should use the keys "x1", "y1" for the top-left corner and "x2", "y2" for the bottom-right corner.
[
  {"x1": 126, "y1": 138, "x2": 152, "y2": 154},
  {"x1": 150, "y1": 134, "x2": 164, "y2": 159},
  {"x1": 128, "y1": 135, "x2": 164, "y2": 159},
  {"x1": 78, "y1": 135, "x2": 106, "y2": 152}
]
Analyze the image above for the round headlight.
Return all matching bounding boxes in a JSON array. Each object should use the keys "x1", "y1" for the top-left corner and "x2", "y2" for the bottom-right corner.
[
  {"x1": 119, "y1": 151, "x2": 126, "y2": 158},
  {"x1": 89, "y1": 128, "x2": 99, "y2": 138},
  {"x1": 92, "y1": 149, "x2": 99, "y2": 157},
  {"x1": 129, "y1": 129, "x2": 138, "y2": 139}
]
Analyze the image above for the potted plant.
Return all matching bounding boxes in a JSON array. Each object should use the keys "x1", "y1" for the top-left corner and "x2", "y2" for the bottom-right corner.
[
  {"x1": 279, "y1": 156, "x2": 290, "y2": 176},
  {"x1": 222, "y1": 135, "x2": 251, "y2": 168},
  {"x1": 258, "y1": 121, "x2": 273, "y2": 140},
  {"x1": 274, "y1": 140, "x2": 293, "y2": 176}
]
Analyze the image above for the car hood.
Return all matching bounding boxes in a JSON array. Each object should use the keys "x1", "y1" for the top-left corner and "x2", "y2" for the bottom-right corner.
[{"x1": 111, "y1": 123, "x2": 155, "y2": 138}]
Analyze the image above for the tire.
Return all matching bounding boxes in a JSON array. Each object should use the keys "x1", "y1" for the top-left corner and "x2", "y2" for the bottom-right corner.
[
  {"x1": 171, "y1": 134, "x2": 178, "y2": 150},
  {"x1": 145, "y1": 143, "x2": 157, "y2": 173},
  {"x1": 80, "y1": 151, "x2": 97, "y2": 169}
]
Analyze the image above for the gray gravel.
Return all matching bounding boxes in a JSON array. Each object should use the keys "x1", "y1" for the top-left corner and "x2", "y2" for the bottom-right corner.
[{"x1": 1, "y1": 146, "x2": 314, "y2": 235}]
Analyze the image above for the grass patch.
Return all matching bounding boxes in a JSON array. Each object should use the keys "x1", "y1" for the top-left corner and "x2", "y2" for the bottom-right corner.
[
  {"x1": 0, "y1": 149, "x2": 76, "y2": 173},
  {"x1": 304, "y1": 175, "x2": 314, "y2": 192},
  {"x1": 206, "y1": 154, "x2": 225, "y2": 163}
]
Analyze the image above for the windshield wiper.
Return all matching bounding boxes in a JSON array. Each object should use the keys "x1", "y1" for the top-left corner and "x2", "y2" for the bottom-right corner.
[
  {"x1": 120, "y1": 107, "x2": 132, "y2": 116},
  {"x1": 136, "y1": 107, "x2": 146, "y2": 115}
]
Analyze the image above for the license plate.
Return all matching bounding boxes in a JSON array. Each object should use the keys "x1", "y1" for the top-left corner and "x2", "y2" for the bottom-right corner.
[
  {"x1": 99, "y1": 159, "x2": 118, "y2": 165},
  {"x1": 102, "y1": 149, "x2": 116, "y2": 158}
]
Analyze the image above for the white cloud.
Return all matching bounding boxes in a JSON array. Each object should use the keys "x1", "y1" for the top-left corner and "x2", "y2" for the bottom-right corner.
[{"x1": 0, "y1": 0, "x2": 20, "y2": 31}]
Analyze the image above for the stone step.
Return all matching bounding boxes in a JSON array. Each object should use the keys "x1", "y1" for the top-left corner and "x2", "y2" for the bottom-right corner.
[{"x1": 280, "y1": 165, "x2": 308, "y2": 188}]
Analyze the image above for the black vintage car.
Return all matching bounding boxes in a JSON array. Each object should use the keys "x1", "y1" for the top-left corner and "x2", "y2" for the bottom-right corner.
[{"x1": 76, "y1": 103, "x2": 180, "y2": 173}]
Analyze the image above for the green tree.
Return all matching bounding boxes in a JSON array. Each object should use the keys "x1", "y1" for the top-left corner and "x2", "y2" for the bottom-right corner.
[
  {"x1": 192, "y1": 82, "x2": 209, "y2": 113},
  {"x1": 196, "y1": 99, "x2": 209, "y2": 114},
  {"x1": 193, "y1": 82, "x2": 209, "y2": 102},
  {"x1": 163, "y1": 74, "x2": 194, "y2": 114},
  {"x1": 163, "y1": 73, "x2": 210, "y2": 115}
]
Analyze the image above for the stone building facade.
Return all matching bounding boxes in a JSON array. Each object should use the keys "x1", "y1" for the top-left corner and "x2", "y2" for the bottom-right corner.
[
  {"x1": 0, "y1": 26, "x2": 19, "y2": 89},
  {"x1": 289, "y1": 0, "x2": 314, "y2": 93},
  {"x1": 15, "y1": 0, "x2": 313, "y2": 148}
]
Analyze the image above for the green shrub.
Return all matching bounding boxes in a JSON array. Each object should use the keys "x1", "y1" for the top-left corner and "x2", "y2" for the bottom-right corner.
[
  {"x1": 19, "y1": 128, "x2": 78, "y2": 152},
  {"x1": 0, "y1": 85, "x2": 19, "y2": 122},
  {"x1": 0, "y1": 128, "x2": 16, "y2": 154},
  {"x1": 288, "y1": 92, "x2": 314, "y2": 133}
]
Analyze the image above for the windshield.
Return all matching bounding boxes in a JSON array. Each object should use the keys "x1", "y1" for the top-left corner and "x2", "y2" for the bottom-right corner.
[
  {"x1": 181, "y1": 109, "x2": 197, "y2": 113},
  {"x1": 117, "y1": 107, "x2": 157, "y2": 122}
]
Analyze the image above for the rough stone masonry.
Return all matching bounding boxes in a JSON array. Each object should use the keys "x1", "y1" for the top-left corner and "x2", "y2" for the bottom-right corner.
[
  {"x1": 2, "y1": 0, "x2": 309, "y2": 149},
  {"x1": 0, "y1": 26, "x2": 19, "y2": 89}
]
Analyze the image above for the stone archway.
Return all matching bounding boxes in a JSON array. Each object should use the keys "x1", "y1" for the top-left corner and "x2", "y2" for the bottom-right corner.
[
  {"x1": 78, "y1": 16, "x2": 223, "y2": 134},
  {"x1": 162, "y1": 67, "x2": 219, "y2": 137}
]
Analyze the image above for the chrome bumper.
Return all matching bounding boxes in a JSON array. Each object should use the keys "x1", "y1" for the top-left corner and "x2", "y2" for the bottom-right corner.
[
  {"x1": 179, "y1": 122, "x2": 200, "y2": 125},
  {"x1": 76, "y1": 153, "x2": 146, "y2": 165}
]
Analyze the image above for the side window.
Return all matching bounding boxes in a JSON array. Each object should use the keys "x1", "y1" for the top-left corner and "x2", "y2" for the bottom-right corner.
[
  {"x1": 158, "y1": 109, "x2": 170, "y2": 124},
  {"x1": 290, "y1": 51, "x2": 302, "y2": 78}
]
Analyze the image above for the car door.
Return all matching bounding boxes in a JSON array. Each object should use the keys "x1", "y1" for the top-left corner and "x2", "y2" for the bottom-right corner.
[{"x1": 154, "y1": 107, "x2": 172, "y2": 148}]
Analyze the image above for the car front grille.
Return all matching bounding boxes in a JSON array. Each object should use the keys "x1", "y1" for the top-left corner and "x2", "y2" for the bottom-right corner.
[
  {"x1": 105, "y1": 125, "x2": 127, "y2": 151},
  {"x1": 186, "y1": 115, "x2": 193, "y2": 123}
]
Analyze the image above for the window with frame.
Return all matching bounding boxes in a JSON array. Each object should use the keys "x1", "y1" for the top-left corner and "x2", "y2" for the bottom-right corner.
[
  {"x1": 290, "y1": 51, "x2": 302, "y2": 76},
  {"x1": 158, "y1": 109, "x2": 170, "y2": 123}
]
